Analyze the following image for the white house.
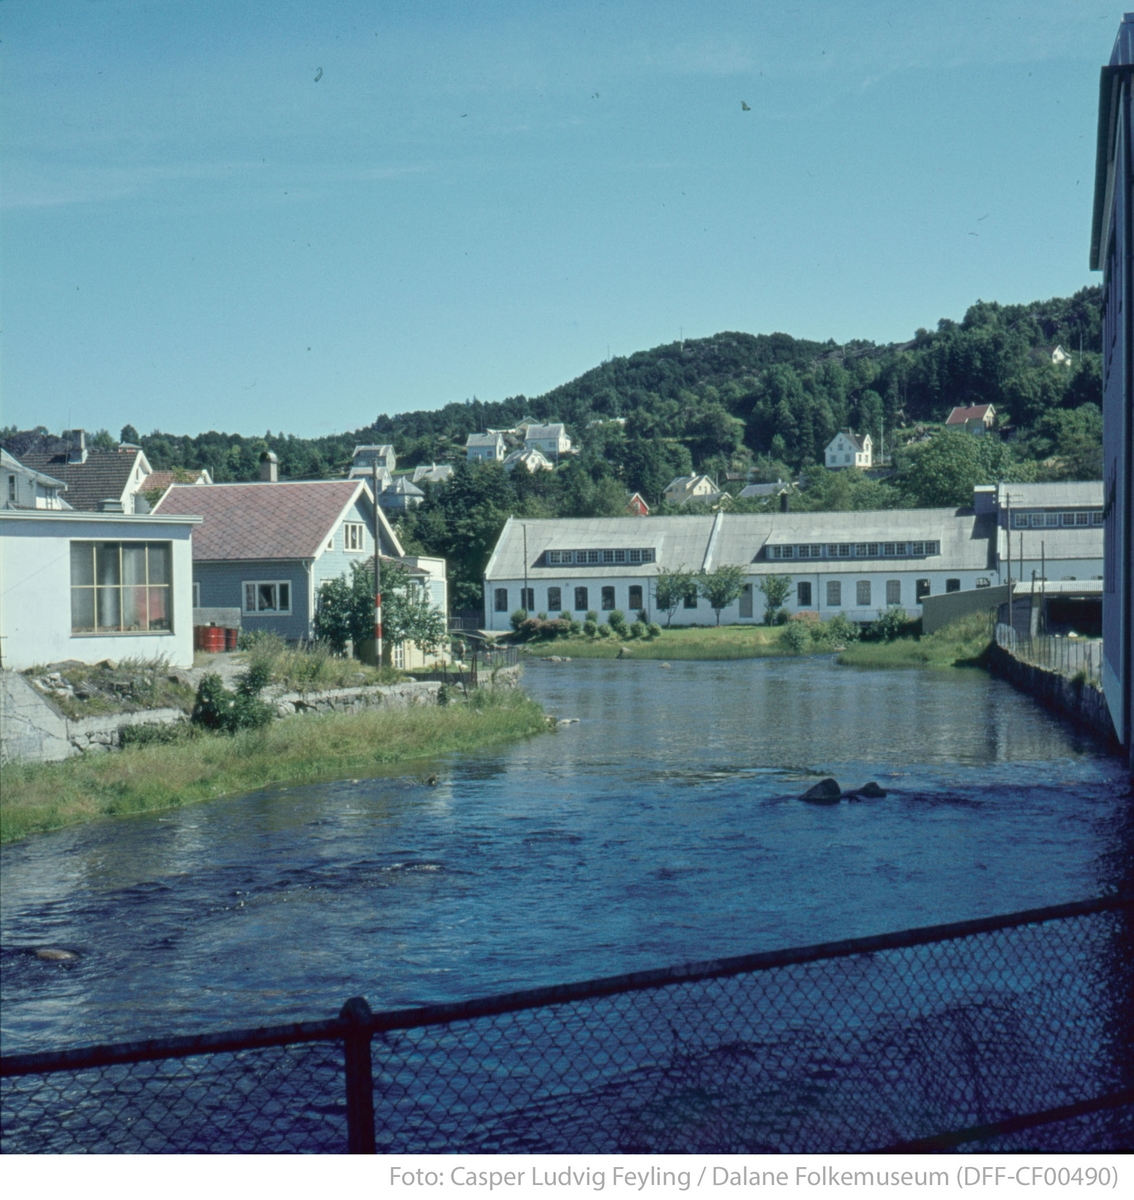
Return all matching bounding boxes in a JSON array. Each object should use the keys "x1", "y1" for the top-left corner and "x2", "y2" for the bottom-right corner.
[
  {"x1": 524, "y1": 423, "x2": 571, "y2": 458},
  {"x1": 466, "y1": 432, "x2": 507, "y2": 462},
  {"x1": 481, "y1": 484, "x2": 1104, "y2": 631},
  {"x1": 663, "y1": 474, "x2": 724, "y2": 506},
  {"x1": 0, "y1": 509, "x2": 200, "y2": 669},
  {"x1": 503, "y1": 446, "x2": 554, "y2": 474},
  {"x1": 411, "y1": 462, "x2": 454, "y2": 485},
  {"x1": 824, "y1": 430, "x2": 873, "y2": 469},
  {"x1": 348, "y1": 444, "x2": 396, "y2": 476},
  {"x1": 2, "y1": 450, "x2": 71, "y2": 510},
  {"x1": 944, "y1": 405, "x2": 996, "y2": 435},
  {"x1": 16, "y1": 430, "x2": 154, "y2": 513}
]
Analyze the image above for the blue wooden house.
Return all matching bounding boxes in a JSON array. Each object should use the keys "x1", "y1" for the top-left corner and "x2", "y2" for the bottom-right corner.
[{"x1": 154, "y1": 479, "x2": 404, "y2": 642}]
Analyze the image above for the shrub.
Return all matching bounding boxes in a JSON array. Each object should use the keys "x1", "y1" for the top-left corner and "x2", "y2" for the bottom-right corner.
[
  {"x1": 583, "y1": 619, "x2": 598, "y2": 638},
  {"x1": 607, "y1": 609, "x2": 627, "y2": 636},
  {"x1": 191, "y1": 671, "x2": 273, "y2": 734},
  {"x1": 585, "y1": 610, "x2": 598, "y2": 623},
  {"x1": 118, "y1": 721, "x2": 195, "y2": 749},
  {"x1": 628, "y1": 621, "x2": 647, "y2": 639},
  {"x1": 811, "y1": 613, "x2": 861, "y2": 647},
  {"x1": 238, "y1": 629, "x2": 284, "y2": 653},
  {"x1": 597, "y1": 623, "x2": 612, "y2": 638},
  {"x1": 510, "y1": 608, "x2": 529, "y2": 632},
  {"x1": 782, "y1": 622, "x2": 809, "y2": 654},
  {"x1": 637, "y1": 609, "x2": 649, "y2": 625},
  {"x1": 436, "y1": 683, "x2": 451, "y2": 706},
  {"x1": 568, "y1": 619, "x2": 583, "y2": 636},
  {"x1": 646, "y1": 623, "x2": 662, "y2": 639},
  {"x1": 536, "y1": 612, "x2": 548, "y2": 622},
  {"x1": 865, "y1": 606, "x2": 911, "y2": 642}
]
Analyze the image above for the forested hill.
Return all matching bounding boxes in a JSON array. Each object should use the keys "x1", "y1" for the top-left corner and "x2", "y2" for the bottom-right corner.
[{"x1": 4, "y1": 287, "x2": 1101, "y2": 496}]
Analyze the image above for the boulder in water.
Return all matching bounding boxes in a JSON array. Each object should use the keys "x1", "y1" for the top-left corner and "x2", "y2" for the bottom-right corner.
[{"x1": 800, "y1": 778, "x2": 841, "y2": 803}]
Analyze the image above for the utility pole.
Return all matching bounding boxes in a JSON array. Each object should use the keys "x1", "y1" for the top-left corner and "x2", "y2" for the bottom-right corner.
[
  {"x1": 522, "y1": 523, "x2": 529, "y2": 613},
  {"x1": 372, "y1": 459, "x2": 383, "y2": 666}
]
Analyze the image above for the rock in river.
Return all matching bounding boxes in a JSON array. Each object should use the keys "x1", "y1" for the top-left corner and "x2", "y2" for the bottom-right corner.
[{"x1": 800, "y1": 778, "x2": 842, "y2": 804}]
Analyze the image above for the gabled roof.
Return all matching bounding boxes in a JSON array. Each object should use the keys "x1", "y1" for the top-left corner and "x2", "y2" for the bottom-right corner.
[
  {"x1": 17, "y1": 448, "x2": 150, "y2": 512},
  {"x1": 412, "y1": 462, "x2": 454, "y2": 484},
  {"x1": 945, "y1": 405, "x2": 995, "y2": 425},
  {"x1": 466, "y1": 432, "x2": 504, "y2": 448},
  {"x1": 524, "y1": 423, "x2": 567, "y2": 439},
  {"x1": 154, "y1": 479, "x2": 401, "y2": 561},
  {"x1": 827, "y1": 430, "x2": 869, "y2": 451},
  {"x1": 386, "y1": 476, "x2": 425, "y2": 496}
]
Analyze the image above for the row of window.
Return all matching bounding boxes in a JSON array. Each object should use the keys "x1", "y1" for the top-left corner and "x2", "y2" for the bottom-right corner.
[
  {"x1": 71, "y1": 542, "x2": 172, "y2": 634},
  {"x1": 499, "y1": 584, "x2": 648, "y2": 614},
  {"x1": 542, "y1": 548, "x2": 656, "y2": 566},
  {"x1": 1011, "y1": 511, "x2": 1103, "y2": 529},
  {"x1": 768, "y1": 541, "x2": 939, "y2": 561},
  {"x1": 497, "y1": 576, "x2": 976, "y2": 615}
]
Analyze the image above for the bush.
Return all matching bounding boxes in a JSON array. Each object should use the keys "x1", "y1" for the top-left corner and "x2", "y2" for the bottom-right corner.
[
  {"x1": 865, "y1": 606, "x2": 911, "y2": 642},
  {"x1": 782, "y1": 622, "x2": 809, "y2": 654},
  {"x1": 510, "y1": 608, "x2": 529, "y2": 632},
  {"x1": 629, "y1": 621, "x2": 648, "y2": 639},
  {"x1": 637, "y1": 610, "x2": 649, "y2": 625},
  {"x1": 597, "y1": 623, "x2": 612, "y2": 638},
  {"x1": 568, "y1": 619, "x2": 583, "y2": 636},
  {"x1": 238, "y1": 629, "x2": 284, "y2": 654},
  {"x1": 583, "y1": 619, "x2": 598, "y2": 638},
  {"x1": 646, "y1": 623, "x2": 662, "y2": 639},
  {"x1": 811, "y1": 613, "x2": 861, "y2": 647},
  {"x1": 536, "y1": 612, "x2": 548, "y2": 622},
  {"x1": 191, "y1": 671, "x2": 273, "y2": 734},
  {"x1": 118, "y1": 721, "x2": 195, "y2": 749},
  {"x1": 585, "y1": 610, "x2": 598, "y2": 623},
  {"x1": 607, "y1": 609, "x2": 627, "y2": 636}
]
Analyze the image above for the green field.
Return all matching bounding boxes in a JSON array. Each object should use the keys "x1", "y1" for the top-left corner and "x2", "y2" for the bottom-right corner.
[
  {"x1": 835, "y1": 612, "x2": 995, "y2": 669},
  {"x1": 0, "y1": 689, "x2": 548, "y2": 844},
  {"x1": 527, "y1": 624, "x2": 795, "y2": 660}
]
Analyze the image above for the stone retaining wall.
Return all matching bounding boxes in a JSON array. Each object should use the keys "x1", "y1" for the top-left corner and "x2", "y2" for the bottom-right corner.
[{"x1": 986, "y1": 643, "x2": 1119, "y2": 747}]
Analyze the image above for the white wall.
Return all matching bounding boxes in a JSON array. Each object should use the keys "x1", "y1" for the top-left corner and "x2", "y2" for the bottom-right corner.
[{"x1": 0, "y1": 514, "x2": 197, "y2": 669}]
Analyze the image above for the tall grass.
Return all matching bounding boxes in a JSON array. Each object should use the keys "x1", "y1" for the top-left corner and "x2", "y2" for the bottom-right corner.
[
  {"x1": 242, "y1": 633, "x2": 402, "y2": 690},
  {"x1": 835, "y1": 612, "x2": 995, "y2": 669},
  {"x1": 1, "y1": 690, "x2": 547, "y2": 843},
  {"x1": 532, "y1": 625, "x2": 792, "y2": 660}
]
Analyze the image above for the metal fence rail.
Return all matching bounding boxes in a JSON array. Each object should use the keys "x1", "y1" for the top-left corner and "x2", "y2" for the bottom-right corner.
[
  {"x1": 3, "y1": 896, "x2": 1131, "y2": 1154},
  {"x1": 995, "y1": 624, "x2": 1104, "y2": 686}
]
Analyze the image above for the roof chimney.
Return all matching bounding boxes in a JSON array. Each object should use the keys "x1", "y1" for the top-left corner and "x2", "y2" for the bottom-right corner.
[
  {"x1": 259, "y1": 450, "x2": 279, "y2": 482},
  {"x1": 780, "y1": 491, "x2": 790, "y2": 514},
  {"x1": 66, "y1": 429, "x2": 88, "y2": 464}
]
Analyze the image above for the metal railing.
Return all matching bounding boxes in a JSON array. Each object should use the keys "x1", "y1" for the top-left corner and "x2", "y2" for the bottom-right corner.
[
  {"x1": 995, "y1": 624, "x2": 1103, "y2": 686},
  {"x1": 3, "y1": 896, "x2": 1130, "y2": 1154}
]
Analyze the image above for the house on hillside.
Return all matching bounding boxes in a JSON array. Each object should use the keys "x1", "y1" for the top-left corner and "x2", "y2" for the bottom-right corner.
[
  {"x1": 945, "y1": 404, "x2": 996, "y2": 435},
  {"x1": 348, "y1": 444, "x2": 396, "y2": 476},
  {"x1": 663, "y1": 474, "x2": 724, "y2": 507},
  {"x1": 377, "y1": 475, "x2": 425, "y2": 513},
  {"x1": 14, "y1": 431, "x2": 153, "y2": 513},
  {"x1": 1, "y1": 450, "x2": 71, "y2": 510},
  {"x1": 524, "y1": 423, "x2": 571, "y2": 459},
  {"x1": 0, "y1": 507, "x2": 199, "y2": 669},
  {"x1": 411, "y1": 462, "x2": 454, "y2": 486},
  {"x1": 140, "y1": 467, "x2": 213, "y2": 507},
  {"x1": 503, "y1": 446, "x2": 554, "y2": 474},
  {"x1": 626, "y1": 492, "x2": 650, "y2": 517},
  {"x1": 1051, "y1": 345, "x2": 1073, "y2": 366},
  {"x1": 738, "y1": 479, "x2": 792, "y2": 501},
  {"x1": 824, "y1": 430, "x2": 873, "y2": 469},
  {"x1": 466, "y1": 432, "x2": 506, "y2": 462},
  {"x1": 154, "y1": 479, "x2": 446, "y2": 666}
]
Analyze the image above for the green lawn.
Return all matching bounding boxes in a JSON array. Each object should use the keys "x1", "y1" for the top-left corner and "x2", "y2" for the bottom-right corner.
[
  {"x1": 527, "y1": 624, "x2": 793, "y2": 660},
  {"x1": 835, "y1": 612, "x2": 995, "y2": 669},
  {"x1": 0, "y1": 689, "x2": 548, "y2": 843}
]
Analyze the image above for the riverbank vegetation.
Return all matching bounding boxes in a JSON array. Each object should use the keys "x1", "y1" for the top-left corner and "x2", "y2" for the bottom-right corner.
[
  {"x1": 835, "y1": 612, "x2": 995, "y2": 669},
  {"x1": 529, "y1": 624, "x2": 795, "y2": 660},
  {"x1": 0, "y1": 689, "x2": 547, "y2": 844}
]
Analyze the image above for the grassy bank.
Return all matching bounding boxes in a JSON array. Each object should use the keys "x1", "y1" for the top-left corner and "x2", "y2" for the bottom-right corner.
[
  {"x1": 836, "y1": 612, "x2": 995, "y2": 669},
  {"x1": 528, "y1": 624, "x2": 793, "y2": 660},
  {"x1": 0, "y1": 690, "x2": 547, "y2": 844}
]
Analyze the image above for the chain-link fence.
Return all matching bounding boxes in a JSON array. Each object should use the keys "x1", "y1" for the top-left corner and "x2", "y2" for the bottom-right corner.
[
  {"x1": 995, "y1": 624, "x2": 1104, "y2": 686},
  {"x1": 3, "y1": 896, "x2": 1131, "y2": 1153}
]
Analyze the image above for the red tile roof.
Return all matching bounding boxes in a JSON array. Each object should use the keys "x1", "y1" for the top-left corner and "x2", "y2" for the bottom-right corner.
[
  {"x1": 945, "y1": 405, "x2": 994, "y2": 425},
  {"x1": 154, "y1": 480, "x2": 367, "y2": 561}
]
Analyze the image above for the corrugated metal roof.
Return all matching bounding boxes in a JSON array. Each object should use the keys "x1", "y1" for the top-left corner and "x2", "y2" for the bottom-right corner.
[
  {"x1": 154, "y1": 480, "x2": 372, "y2": 561},
  {"x1": 995, "y1": 481, "x2": 1104, "y2": 508}
]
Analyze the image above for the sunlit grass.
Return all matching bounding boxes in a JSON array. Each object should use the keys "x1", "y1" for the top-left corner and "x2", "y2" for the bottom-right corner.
[
  {"x1": 836, "y1": 612, "x2": 995, "y2": 670},
  {"x1": 529, "y1": 624, "x2": 793, "y2": 660},
  {"x1": 0, "y1": 690, "x2": 547, "y2": 843}
]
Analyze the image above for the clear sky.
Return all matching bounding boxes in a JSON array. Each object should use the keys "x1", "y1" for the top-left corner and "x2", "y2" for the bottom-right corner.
[{"x1": 0, "y1": 1, "x2": 1121, "y2": 439}]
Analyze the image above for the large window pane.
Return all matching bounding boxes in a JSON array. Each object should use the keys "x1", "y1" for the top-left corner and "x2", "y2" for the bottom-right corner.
[
  {"x1": 121, "y1": 586, "x2": 146, "y2": 630},
  {"x1": 71, "y1": 588, "x2": 95, "y2": 632},
  {"x1": 146, "y1": 542, "x2": 171, "y2": 584},
  {"x1": 148, "y1": 588, "x2": 170, "y2": 630},
  {"x1": 97, "y1": 587, "x2": 121, "y2": 631},
  {"x1": 96, "y1": 543, "x2": 121, "y2": 586},
  {"x1": 122, "y1": 544, "x2": 147, "y2": 585},
  {"x1": 70, "y1": 543, "x2": 94, "y2": 586}
]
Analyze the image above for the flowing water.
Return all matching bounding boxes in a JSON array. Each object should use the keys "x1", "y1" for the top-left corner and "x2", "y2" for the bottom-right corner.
[{"x1": 2, "y1": 656, "x2": 1129, "y2": 1054}]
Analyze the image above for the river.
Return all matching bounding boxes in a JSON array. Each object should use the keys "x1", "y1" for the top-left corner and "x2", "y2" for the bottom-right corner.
[{"x1": 1, "y1": 656, "x2": 1129, "y2": 1054}]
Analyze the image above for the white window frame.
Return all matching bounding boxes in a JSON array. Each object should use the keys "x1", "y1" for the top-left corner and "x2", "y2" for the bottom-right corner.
[
  {"x1": 243, "y1": 580, "x2": 292, "y2": 616},
  {"x1": 70, "y1": 541, "x2": 174, "y2": 636},
  {"x1": 193, "y1": 582, "x2": 201, "y2": 608},
  {"x1": 343, "y1": 522, "x2": 366, "y2": 552}
]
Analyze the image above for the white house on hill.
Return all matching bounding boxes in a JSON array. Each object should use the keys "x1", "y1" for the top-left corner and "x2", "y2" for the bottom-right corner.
[
  {"x1": 466, "y1": 432, "x2": 506, "y2": 462},
  {"x1": 824, "y1": 431, "x2": 872, "y2": 469},
  {"x1": 524, "y1": 423, "x2": 571, "y2": 458}
]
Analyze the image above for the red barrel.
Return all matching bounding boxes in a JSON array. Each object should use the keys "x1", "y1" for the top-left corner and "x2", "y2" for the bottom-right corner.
[
  {"x1": 224, "y1": 627, "x2": 239, "y2": 651},
  {"x1": 200, "y1": 626, "x2": 225, "y2": 653}
]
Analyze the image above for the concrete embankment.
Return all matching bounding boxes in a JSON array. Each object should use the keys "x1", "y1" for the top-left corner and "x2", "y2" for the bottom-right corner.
[{"x1": 985, "y1": 644, "x2": 1118, "y2": 748}]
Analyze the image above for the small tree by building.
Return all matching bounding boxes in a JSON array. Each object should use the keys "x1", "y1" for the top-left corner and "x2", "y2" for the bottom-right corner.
[
  {"x1": 756, "y1": 573, "x2": 792, "y2": 625},
  {"x1": 699, "y1": 564, "x2": 746, "y2": 625},
  {"x1": 653, "y1": 565, "x2": 697, "y2": 627},
  {"x1": 314, "y1": 559, "x2": 446, "y2": 658}
]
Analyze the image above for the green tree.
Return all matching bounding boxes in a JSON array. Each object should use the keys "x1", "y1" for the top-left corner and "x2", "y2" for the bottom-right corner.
[
  {"x1": 756, "y1": 574, "x2": 792, "y2": 625},
  {"x1": 698, "y1": 565, "x2": 746, "y2": 625},
  {"x1": 315, "y1": 559, "x2": 446, "y2": 656},
  {"x1": 652, "y1": 565, "x2": 697, "y2": 627}
]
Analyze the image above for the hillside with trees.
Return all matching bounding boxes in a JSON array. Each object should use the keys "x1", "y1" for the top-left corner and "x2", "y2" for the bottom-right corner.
[{"x1": 3, "y1": 287, "x2": 1105, "y2": 610}]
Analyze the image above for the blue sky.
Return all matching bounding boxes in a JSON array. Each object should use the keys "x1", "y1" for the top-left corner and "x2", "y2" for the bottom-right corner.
[{"x1": 0, "y1": 1, "x2": 1121, "y2": 439}]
